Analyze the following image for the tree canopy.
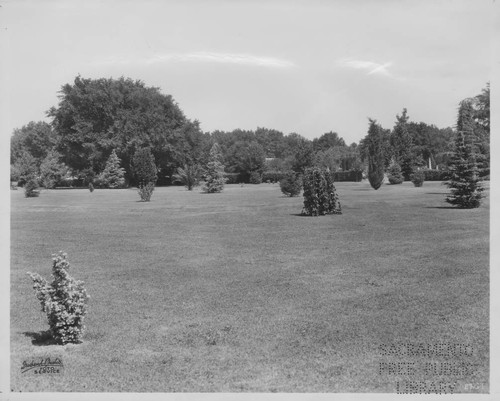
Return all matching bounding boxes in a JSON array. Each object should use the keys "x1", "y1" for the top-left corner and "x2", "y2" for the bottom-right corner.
[
  {"x1": 48, "y1": 75, "x2": 204, "y2": 184},
  {"x1": 11, "y1": 76, "x2": 487, "y2": 188}
]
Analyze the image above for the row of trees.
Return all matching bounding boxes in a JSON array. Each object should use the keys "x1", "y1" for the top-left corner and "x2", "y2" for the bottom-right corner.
[
  {"x1": 361, "y1": 87, "x2": 488, "y2": 208},
  {"x1": 10, "y1": 76, "x2": 489, "y2": 197}
]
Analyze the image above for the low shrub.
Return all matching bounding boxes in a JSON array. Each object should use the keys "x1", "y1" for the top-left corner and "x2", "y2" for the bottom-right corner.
[
  {"x1": 302, "y1": 168, "x2": 342, "y2": 216},
  {"x1": 27, "y1": 252, "x2": 90, "y2": 345},
  {"x1": 138, "y1": 182, "x2": 155, "y2": 202},
  {"x1": 280, "y1": 171, "x2": 302, "y2": 197},
  {"x1": 249, "y1": 171, "x2": 262, "y2": 184},
  {"x1": 24, "y1": 178, "x2": 40, "y2": 198},
  {"x1": 387, "y1": 163, "x2": 404, "y2": 184},
  {"x1": 411, "y1": 170, "x2": 425, "y2": 187},
  {"x1": 262, "y1": 171, "x2": 285, "y2": 183}
]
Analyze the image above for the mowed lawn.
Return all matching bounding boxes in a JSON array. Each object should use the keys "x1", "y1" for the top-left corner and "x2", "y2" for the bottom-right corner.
[{"x1": 10, "y1": 181, "x2": 489, "y2": 392}]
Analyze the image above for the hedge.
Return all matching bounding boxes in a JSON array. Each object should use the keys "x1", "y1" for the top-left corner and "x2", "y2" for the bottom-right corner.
[
  {"x1": 333, "y1": 170, "x2": 363, "y2": 182},
  {"x1": 262, "y1": 171, "x2": 285, "y2": 183},
  {"x1": 422, "y1": 169, "x2": 450, "y2": 181},
  {"x1": 224, "y1": 173, "x2": 242, "y2": 184}
]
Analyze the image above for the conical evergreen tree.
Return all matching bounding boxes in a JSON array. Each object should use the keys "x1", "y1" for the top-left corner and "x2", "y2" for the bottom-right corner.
[
  {"x1": 445, "y1": 99, "x2": 484, "y2": 208},
  {"x1": 99, "y1": 149, "x2": 126, "y2": 188},
  {"x1": 366, "y1": 119, "x2": 386, "y2": 190},
  {"x1": 391, "y1": 109, "x2": 418, "y2": 180},
  {"x1": 202, "y1": 143, "x2": 227, "y2": 193}
]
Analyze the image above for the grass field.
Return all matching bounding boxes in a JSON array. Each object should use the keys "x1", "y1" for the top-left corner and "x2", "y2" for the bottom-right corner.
[{"x1": 10, "y1": 181, "x2": 489, "y2": 393}]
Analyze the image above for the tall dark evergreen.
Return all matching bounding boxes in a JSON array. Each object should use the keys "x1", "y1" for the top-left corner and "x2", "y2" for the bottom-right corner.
[
  {"x1": 445, "y1": 99, "x2": 484, "y2": 208},
  {"x1": 365, "y1": 119, "x2": 386, "y2": 190}
]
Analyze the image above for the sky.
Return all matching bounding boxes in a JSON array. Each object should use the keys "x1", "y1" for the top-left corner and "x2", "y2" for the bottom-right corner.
[{"x1": 0, "y1": 0, "x2": 495, "y2": 146}]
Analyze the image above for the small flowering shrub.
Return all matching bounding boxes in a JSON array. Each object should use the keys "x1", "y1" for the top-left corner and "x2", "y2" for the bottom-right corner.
[
  {"x1": 27, "y1": 252, "x2": 90, "y2": 345},
  {"x1": 411, "y1": 170, "x2": 425, "y2": 187}
]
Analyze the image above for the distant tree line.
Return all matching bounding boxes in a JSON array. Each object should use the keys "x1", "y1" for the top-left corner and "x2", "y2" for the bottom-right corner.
[{"x1": 10, "y1": 76, "x2": 489, "y2": 189}]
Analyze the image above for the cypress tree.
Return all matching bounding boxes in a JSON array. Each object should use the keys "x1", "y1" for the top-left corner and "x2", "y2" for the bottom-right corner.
[
  {"x1": 366, "y1": 119, "x2": 386, "y2": 190},
  {"x1": 445, "y1": 99, "x2": 484, "y2": 208}
]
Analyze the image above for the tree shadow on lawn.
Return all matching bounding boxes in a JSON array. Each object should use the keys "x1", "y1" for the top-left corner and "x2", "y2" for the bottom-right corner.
[{"x1": 23, "y1": 330, "x2": 58, "y2": 346}]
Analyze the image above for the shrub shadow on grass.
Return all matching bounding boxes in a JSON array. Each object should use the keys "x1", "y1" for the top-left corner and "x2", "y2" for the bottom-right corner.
[
  {"x1": 23, "y1": 330, "x2": 57, "y2": 346},
  {"x1": 289, "y1": 213, "x2": 344, "y2": 217},
  {"x1": 424, "y1": 206, "x2": 465, "y2": 209}
]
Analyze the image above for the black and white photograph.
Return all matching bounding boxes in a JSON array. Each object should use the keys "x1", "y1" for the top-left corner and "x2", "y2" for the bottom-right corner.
[{"x1": 2, "y1": 0, "x2": 497, "y2": 398}]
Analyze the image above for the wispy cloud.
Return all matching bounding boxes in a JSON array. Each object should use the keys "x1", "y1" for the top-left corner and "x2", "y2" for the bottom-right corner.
[
  {"x1": 338, "y1": 58, "x2": 393, "y2": 77},
  {"x1": 95, "y1": 52, "x2": 295, "y2": 69}
]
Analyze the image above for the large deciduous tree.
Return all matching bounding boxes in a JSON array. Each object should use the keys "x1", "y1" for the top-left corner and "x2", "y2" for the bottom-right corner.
[
  {"x1": 312, "y1": 131, "x2": 346, "y2": 152},
  {"x1": 283, "y1": 133, "x2": 314, "y2": 174},
  {"x1": 48, "y1": 76, "x2": 203, "y2": 184},
  {"x1": 11, "y1": 121, "x2": 56, "y2": 166},
  {"x1": 226, "y1": 141, "x2": 266, "y2": 182}
]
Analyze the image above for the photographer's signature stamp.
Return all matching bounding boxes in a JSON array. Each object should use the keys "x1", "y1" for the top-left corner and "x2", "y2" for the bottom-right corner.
[{"x1": 21, "y1": 357, "x2": 64, "y2": 374}]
